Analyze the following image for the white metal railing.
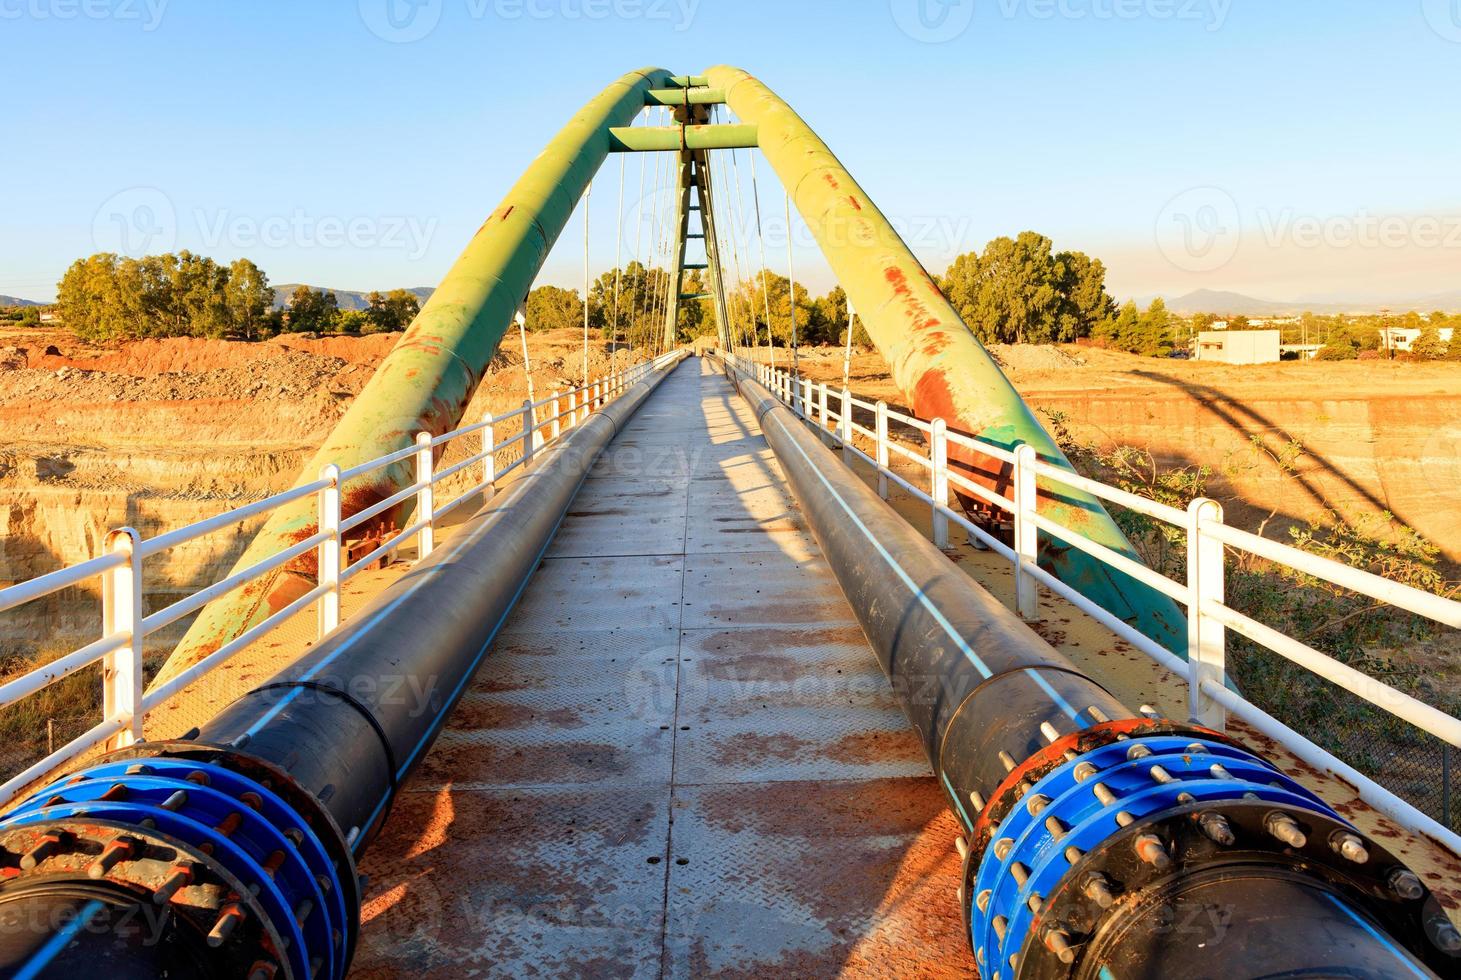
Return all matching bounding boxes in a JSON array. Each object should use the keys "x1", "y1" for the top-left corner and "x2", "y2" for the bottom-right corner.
[
  {"x1": 0, "y1": 349, "x2": 684, "y2": 804},
  {"x1": 721, "y1": 350, "x2": 1461, "y2": 852}
]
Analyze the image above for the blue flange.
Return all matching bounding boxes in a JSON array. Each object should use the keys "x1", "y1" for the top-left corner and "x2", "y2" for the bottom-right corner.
[
  {"x1": 0, "y1": 757, "x2": 348, "y2": 980},
  {"x1": 968, "y1": 734, "x2": 1348, "y2": 973}
]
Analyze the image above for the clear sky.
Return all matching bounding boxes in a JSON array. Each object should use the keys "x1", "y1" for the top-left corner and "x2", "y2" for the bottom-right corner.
[{"x1": 4, "y1": 0, "x2": 1460, "y2": 306}]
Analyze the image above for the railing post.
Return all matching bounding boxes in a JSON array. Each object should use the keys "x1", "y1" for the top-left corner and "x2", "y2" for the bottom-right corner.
[
  {"x1": 593, "y1": 381, "x2": 601, "y2": 409},
  {"x1": 482, "y1": 411, "x2": 497, "y2": 498},
  {"x1": 522, "y1": 398, "x2": 536, "y2": 468},
  {"x1": 840, "y1": 387, "x2": 853, "y2": 463},
  {"x1": 101, "y1": 527, "x2": 143, "y2": 747},
  {"x1": 1187, "y1": 497, "x2": 1227, "y2": 730},
  {"x1": 1013, "y1": 444, "x2": 1041, "y2": 621},
  {"x1": 931, "y1": 418, "x2": 950, "y2": 549},
  {"x1": 414, "y1": 432, "x2": 435, "y2": 560},
  {"x1": 551, "y1": 391, "x2": 562, "y2": 442},
  {"x1": 819, "y1": 382, "x2": 829, "y2": 441},
  {"x1": 800, "y1": 377, "x2": 810, "y2": 418},
  {"x1": 317, "y1": 464, "x2": 341, "y2": 638},
  {"x1": 875, "y1": 401, "x2": 890, "y2": 498}
]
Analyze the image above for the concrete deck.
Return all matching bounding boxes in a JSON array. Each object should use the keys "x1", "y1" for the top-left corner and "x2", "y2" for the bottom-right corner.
[{"x1": 351, "y1": 358, "x2": 972, "y2": 977}]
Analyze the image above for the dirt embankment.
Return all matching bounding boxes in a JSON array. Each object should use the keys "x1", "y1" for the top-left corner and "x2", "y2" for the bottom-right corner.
[
  {"x1": 788, "y1": 343, "x2": 1461, "y2": 567},
  {"x1": 0, "y1": 327, "x2": 638, "y2": 644}
]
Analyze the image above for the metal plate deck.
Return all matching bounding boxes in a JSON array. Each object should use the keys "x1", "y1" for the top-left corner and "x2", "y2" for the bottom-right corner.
[{"x1": 353, "y1": 358, "x2": 971, "y2": 977}]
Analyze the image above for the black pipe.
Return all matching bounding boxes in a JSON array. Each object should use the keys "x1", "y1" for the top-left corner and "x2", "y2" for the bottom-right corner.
[
  {"x1": 0, "y1": 354, "x2": 686, "y2": 980},
  {"x1": 723, "y1": 358, "x2": 1457, "y2": 978}
]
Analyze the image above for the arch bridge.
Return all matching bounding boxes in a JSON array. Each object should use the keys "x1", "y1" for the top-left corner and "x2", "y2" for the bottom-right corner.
[{"x1": 0, "y1": 67, "x2": 1458, "y2": 979}]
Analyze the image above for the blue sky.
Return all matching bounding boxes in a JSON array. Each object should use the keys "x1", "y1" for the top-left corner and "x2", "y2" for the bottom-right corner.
[{"x1": 4, "y1": 0, "x2": 1460, "y2": 305}]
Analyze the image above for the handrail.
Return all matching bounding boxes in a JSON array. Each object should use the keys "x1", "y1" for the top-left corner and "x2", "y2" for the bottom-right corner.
[
  {"x1": 0, "y1": 349, "x2": 683, "y2": 806},
  {"x1": 719, "y1": 350, "x2": 1461, "y2": 853}
]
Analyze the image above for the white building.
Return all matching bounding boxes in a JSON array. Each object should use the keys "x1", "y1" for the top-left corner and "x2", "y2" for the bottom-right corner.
[
  {"x1": 1195, "y1": 329, "x2": 1281, "y2": 364},
  {"x1": 1377, "y1": 327, "x2": 1454, "y2": 352}
]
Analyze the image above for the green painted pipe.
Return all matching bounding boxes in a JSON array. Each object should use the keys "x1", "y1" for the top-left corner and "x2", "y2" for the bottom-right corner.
[
  {"x1": 645, "y1": 87, "x2": 726, "y2": 105},
  {"x1": 608, "y1": 124, "x2": 758, "y2": 152},
  {"x1": 155, "y1": 66, "x2": 675, "y2": 689},
  {"x1": 704, "y1": 64, "x2": 1188, "y2": 654}
]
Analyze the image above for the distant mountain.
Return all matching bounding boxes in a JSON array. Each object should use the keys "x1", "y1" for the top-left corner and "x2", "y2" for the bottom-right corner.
[
  {"x1": 270, "y1": 285, "x2": 434, "y2": 312},
  {"x1": 1155, "y1": 288, "x2": 1461, "y2": 316},
  {"x1": 0, "y1": 295, "x2": 44, "y2": 308}
]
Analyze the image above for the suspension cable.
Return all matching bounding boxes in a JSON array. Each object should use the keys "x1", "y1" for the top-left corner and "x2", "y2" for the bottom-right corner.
[
  {"x1": 517, "y1": 306, "x2": 536, "y2": 434},
  {"x1": 749, "y1": 150, "x2": 777, "y2": 365},
  {"x1": 713, "y1": 108, "x2": 757, "y2": 360},
  {"x1": 631, "y1": 118, "x2": 649, "y2": 351},
  {"x1": 706, "y1": 133, "x2": 748, "y2": 354},
  {"x1": 786, "y1": 190, "x2": 800, "y2": 380},
  {"x1": 612, "y1": 149, "x2": 626, "y2": 348},
  {"x1": 582, "y1": 179, "x2": 592, "y2": 387},
  {"x1": 732, "y1": 145, "x2": 776, "y2": 370},
  {"x1": 842, "y1": 297, "x2": 856, "y2": 389}
]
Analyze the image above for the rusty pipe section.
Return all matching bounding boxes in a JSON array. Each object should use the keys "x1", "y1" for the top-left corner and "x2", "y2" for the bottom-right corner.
[
  {"x1": 720, "y1": 357, "x2": 1454, "y2": 978},
  {"x1": 703, "y1": 64, "x2": 1186, "y2": 656},
  {"x1": 0, "y1": 353, "x2": 687, "y2": 980},
  {"x1": 158, "y1": 66, "x2": 677, "y2": 689}
]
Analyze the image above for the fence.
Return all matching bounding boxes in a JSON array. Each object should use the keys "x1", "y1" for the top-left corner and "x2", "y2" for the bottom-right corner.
[
  {"x1": 0, "y1": 350, "x2": 683, "y2": 805},
  {"x1": 722, "y1": 350, "x2": 1461, "y2": 852}
]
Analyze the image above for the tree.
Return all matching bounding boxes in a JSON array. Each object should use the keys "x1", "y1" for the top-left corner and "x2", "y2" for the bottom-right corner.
[
  {"x1": 1410, "y1": 327, "x2": 1447, "y2": 360},
  {"x1": 1094, "y1": 300, "x2": 1142, "y2": 351},
  {"x1": 364, "y1": 289, "x2": 420, "y2": 333},
  {"x1": 1446, "y1": 329, "x2": 1461, "y2": 361},
  {"x1": 285, "y1": 286, "x2": 339, "y2": 334},
  {"x1": 337, "y1": 310, "x2": 371, "y2": 334},
  {"x1": 942, "y1": 233, "x2": 1114, "y2": 344},
  {"x1": 1133, "y1": 298, "x2": 1174, "y2": 356},
  {"x1": 816, "y1": 285, "x2": 869, "y2": 346},
  {"x1": 225, "y1": 259, "x2": 275, "y2": 340},
  {"x1": 525, "y1": 284, "x2": 585, "y2": 333},
  {"x1": 1055, "y1": 250, "x2": 1116, "y2": 341}
]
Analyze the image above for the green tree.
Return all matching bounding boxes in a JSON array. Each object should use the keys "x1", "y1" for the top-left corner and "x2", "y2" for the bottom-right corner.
[
  {"x1": 525, "y1": 284, "x2": 585, "y2": 333},
  {"x1": 1093, "y1": 300, "x2": 1141, "y2": 351},
  {"x1": 1133, "y1": 298, "x2": 1174, "y2": 356},
  {"x1": 1446, "y1": 329, "x2": 1461, "y2": 361},
  {"x1": 364, "y1": 289, "x2": 420, "y2": 333},
  {"x1": 285, "y1": 286, "x2": 339, "y2": 334},
  {"x1": 1055, "y1": 250, "x2": 1116, "y2": 341},
  {"x1": 1410, "y1": 327, "x2": 1447, "y2": 360},
  {"x1": 942, "y1": 233, "x2": 1113, "y2": 344},
  {"x1": 337, "y1": 309, "x2": 371, "y2": 334},
  {"x1": 224, "y1": 259, "x2": 275, "y2": 340}
]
